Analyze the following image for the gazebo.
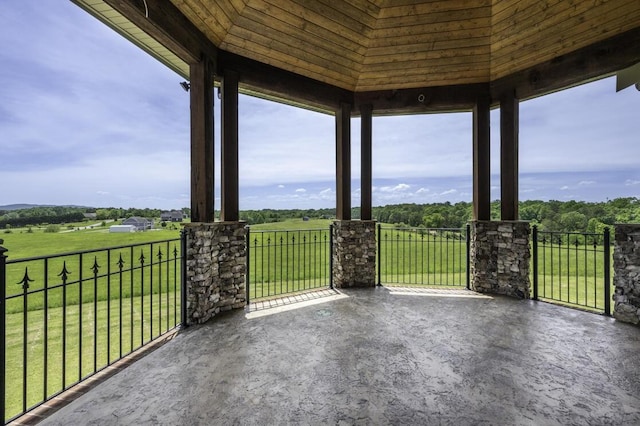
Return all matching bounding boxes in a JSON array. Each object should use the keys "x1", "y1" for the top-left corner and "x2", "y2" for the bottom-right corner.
[
  {"x1": 3, "y1": 1, "x2": 638, "y2": 424},
  {"x1": 70, "y1": 0, "x2": 640, "y2": 325}
]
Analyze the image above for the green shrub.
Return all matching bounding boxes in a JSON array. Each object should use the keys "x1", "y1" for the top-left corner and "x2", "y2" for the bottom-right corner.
[{"x1": 44, "y1": 225, "x2": 60, "y2": 233}]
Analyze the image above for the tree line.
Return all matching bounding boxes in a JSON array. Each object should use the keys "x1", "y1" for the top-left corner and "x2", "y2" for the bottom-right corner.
[
  {"x1": 2, "y1": 198, "x2": 638, "y2": 234},
  {"x1": 0, "y1": 206, "x2": 178, "y2": 228},
  {"x1": 243, "y1": 197, "x2": 640, "y2": 234}
]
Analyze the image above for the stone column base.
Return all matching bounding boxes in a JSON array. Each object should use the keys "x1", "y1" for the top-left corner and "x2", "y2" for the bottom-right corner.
[
  {"x1": 470, "y1": 221, "x2": 530, "y2": 298},
  {"x1": 184, "y1": 222, "x2": 246, "y2": 324},
  {"x1": 613, "y1": 224, "x2": 640, "y2": 325},
  {"x1": 332, "y1": 220, "x2": 377, "y2": 288}
]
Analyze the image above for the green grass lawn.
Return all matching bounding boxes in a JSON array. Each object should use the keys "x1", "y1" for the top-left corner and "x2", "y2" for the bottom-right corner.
[
  {"x1": 247, "y1": 225, "x2": 331, "y2": 298},
  {"x1": 378, "y1": 227, "x2": 468, "y2": 286},
  {"x1": 5, "y1": 290, "x2": 180, "y2": 420},
  {"x1": 250, "y1": 218, "x2": 332, "y2": 231},
  {"x1": 1, "y1": 226, "x2": 181, "y2": 260},
  {"x1": 1, "y1": 227, "x2": 182, "y2": 421}
]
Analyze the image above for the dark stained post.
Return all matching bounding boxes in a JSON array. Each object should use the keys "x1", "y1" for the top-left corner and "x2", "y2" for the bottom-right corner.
[
  {"x1": 360, "y1": 104, "x2": 373, "y2": 220},
  {"x1": 500, "y1": 91, "x2": 519, "y2": 221},
  {"x1": 189, "y1": 57, "x2": 215, "y2": 222},
  {"x1": 221, "y1": 69, "x2": 239, "y2": 222},
  {"x1": 336, "y1": 102, "x2": 351, "y2": 220},
  {"x1": 473, "y1": 95, "x2": 491, "y2": 221}
]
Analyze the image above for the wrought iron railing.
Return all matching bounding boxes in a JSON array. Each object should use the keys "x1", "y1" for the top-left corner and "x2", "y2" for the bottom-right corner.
[
  {"x1": 531, "y1": 226, "x2": 611, "y2": 314},
  {"x1": 377, "y1": 225, "x2": 470, "y2": 287},
  {"x1": 246, "y1": 227, "x2": 332, "y2": 302},
  {"x1": 0, "y1": 237, "x2": 183, "y2": 422}
]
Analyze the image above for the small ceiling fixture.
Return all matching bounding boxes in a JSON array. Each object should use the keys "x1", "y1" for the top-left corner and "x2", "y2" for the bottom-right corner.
[{"x1": 179, "y1": 81, "x2": 190, "y2": 92}]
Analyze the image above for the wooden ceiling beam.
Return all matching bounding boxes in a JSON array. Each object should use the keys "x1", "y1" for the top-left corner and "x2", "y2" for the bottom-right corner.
[
  {"x1": 354, "y1": 83, "x2": 490, "y2": 115},
  {"x1": 217, "y1": 50, "x2": 353, "y2": 113},
  {"x1": 491, "y1": 27, "x2": 640, "y2": 101},
  {"x1": 104, "y1": 0, "x2": 217, "y2": 64}
]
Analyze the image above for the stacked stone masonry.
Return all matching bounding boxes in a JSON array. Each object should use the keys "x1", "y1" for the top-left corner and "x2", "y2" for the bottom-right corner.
[
  {"x1": 470, "y1": 221, "x2": 530, "y2": 298},
  {"x1": 613, "y1": 224, "x2": 640, "y2": 325},
  {"x1": 184, "y1": 222, "x2": 246, "y2": 324},
  {"x1": 332, "y1": 220, "x2": 377, "y2": 288}
]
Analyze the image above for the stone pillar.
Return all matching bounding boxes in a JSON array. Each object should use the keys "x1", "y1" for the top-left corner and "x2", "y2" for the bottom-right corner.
[
  {"x1": 183, "y1": 222, "x2": 246, "y2": 324},
  {"x1": 332, "y1": 220, "x2": 376, "y2": 288},
  {"x1": 613, "y1": 224, "x2": 640, "y2": 325},
  {"x1": 470, "y1": 221, "x2": 530, "y2": 298}
]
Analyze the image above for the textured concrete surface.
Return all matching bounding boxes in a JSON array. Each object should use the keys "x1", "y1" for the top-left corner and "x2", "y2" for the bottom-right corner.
[{"x1": 41, "y1": 287, "x2": 640, "y2": 425}]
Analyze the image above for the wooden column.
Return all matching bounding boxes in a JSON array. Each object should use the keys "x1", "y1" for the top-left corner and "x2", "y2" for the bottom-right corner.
[
  {"x1": 336, "y1": 103, "x2": 351, "y2": 220},
  {"x1": 500, "y1": 91, "x2": 519, "y2": 221},
  {"x1": 473, "y1": 96, "x2": 491, "y2": 221},
  {"x1": 221, "y1": 69, "x2": 239, "y2": 222},
  {"x1": 360, "y1": 104, "x2": 373, "y2": 221},
  {"x1": 189, "y1": 57, "x2": 215, "y2": 222}
]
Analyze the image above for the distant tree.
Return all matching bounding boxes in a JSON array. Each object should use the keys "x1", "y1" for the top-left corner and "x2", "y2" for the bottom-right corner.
[
  {"x1": 96, "y1": 209, "x2": 110, "y2": 220},
  {"x1": 586, "y1": 218, "x2": 608, "y2": 234},
  {"x1": 559, "y1": 211, "x2": 588, "y2": 232},
  {"x1": 520, "y1": 205, "x2": 539, "y2": 222},
  {"x1": 423, "y1": 213, "x2": 445, "y2": 228}
]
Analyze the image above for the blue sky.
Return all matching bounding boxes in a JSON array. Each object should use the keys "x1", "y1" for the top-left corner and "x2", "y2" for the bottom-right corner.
[{"x1": 1, "y1": 1, "x2": 639, "y2": 210}]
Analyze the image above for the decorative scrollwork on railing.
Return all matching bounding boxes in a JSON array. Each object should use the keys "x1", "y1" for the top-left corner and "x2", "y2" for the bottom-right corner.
[{"x1": 17, "y1": 267, "x2": 33, "y2": 290}]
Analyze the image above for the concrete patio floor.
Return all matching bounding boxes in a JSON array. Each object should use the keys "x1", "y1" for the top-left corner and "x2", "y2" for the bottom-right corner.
[{"x1": 40, "y1": 287, "x2": 640, "y2": 425}]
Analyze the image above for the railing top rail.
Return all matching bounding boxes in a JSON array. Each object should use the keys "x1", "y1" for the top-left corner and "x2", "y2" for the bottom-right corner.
[
  {"x1": 5, "y1": 237, "x2": 181, "y2": 264},
  {"x1": 535, "y1": 230, "x2": 605, "y2": 237},
  {"x1": 248, "y1": 228, "x2": 329, "y2": 233},
  {"x1": 379, "y1": 226, "x2": 466, "y2": 232}
]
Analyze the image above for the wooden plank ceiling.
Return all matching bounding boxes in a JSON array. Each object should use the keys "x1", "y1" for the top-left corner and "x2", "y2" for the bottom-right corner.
[{"x1": 165, "y1": 0, "x2": 640, "y2": 93}]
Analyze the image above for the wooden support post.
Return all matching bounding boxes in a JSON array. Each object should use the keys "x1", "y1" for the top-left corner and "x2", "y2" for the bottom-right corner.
[
  {"x1": 500, "y1": 92, "x2": 519, "y2": 221},
  {"x1": 336, "y1": 103, "x2": 351, "y2": 221},
  {"x1": 189, "y1": 58, "x2": 215, "y2": 222},
  {"x1": 360, "y1": 104, "x2": 373, "y2": 221},
  {"x1": 473, "y1": 96, "x2": 491, "y2": 221},
  {"x1": 221, "y1": 69, "x2": 239, "y2": 222}
]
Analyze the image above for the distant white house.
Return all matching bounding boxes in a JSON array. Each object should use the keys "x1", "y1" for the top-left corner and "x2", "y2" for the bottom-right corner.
[
  {"x1": 109, "y1": 225, "x2": 136, "y2": 233},
  {"x1": 121, "y1": 217, "x2": 153, "y2": 231}
]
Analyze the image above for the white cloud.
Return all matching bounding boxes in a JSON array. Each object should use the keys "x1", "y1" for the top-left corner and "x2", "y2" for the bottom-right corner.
[
  {"x1": 295, "y1": 188, "x2": 306, "y2": 193},
  {"x1": 416, "y1": 188, "x2": 429, "y2": 194},
  {"x1": 560, "y1": 185, "x2": 570, "y2": 190},
  {"x1": 440, "y1": 189, "x2": 457, "y2": 195},
  {"x1": 380, "y1": 183, "x2": 410, "y2": 193},
  {"x1": 277, "y1": 184, "x2": 285, "y2": 188},
  {"x1": 625, "y1": 179, "x2": 640, "y2": 186},
  {"x1": 578, "y1": 181, "x2": 595, "y2": 185}
]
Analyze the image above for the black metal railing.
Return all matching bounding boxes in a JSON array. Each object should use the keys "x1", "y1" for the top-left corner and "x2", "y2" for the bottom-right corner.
[
  {"x1": 246, "y1": 227, "x2": 331, "y2": 302},
  {"x1": 378, "y1": 225, "x2": 470, "y2": 287},
  {"x1": 531, "y1": 226, "x2": 611, "y2": 314},
  {"x1": 0, "y1": 237, "x2": 183, "y2": 422}
]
